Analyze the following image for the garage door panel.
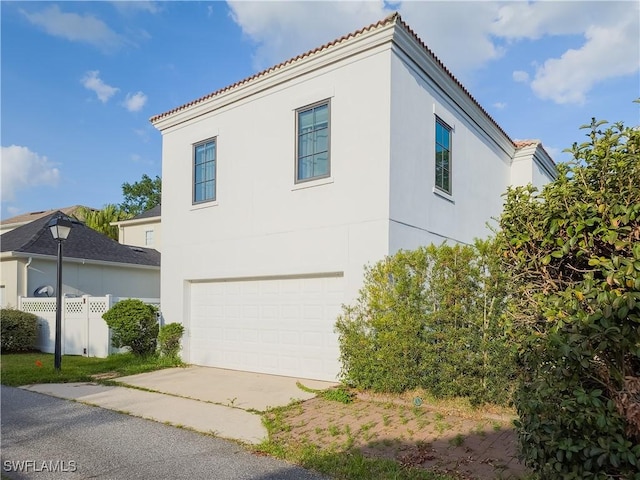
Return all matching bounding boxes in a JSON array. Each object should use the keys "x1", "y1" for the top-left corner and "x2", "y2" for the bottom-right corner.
[{"x1": 189, "y1": 276, "x2": 343, "y2": 381}]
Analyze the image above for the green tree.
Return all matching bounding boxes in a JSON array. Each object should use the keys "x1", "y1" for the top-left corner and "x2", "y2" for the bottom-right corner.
[
  {"x1": 499, "y1": 115, "x2": 640, "y2": 478},
  {"x1": 77, "y1": 204, "x2": 130, "y2": 241},
  {"x1": 120, "y1": 174, "x2": 161, "y2": 217}
]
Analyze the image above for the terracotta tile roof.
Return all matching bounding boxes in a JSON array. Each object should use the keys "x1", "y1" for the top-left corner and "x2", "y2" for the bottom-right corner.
[
  {"x1": 150, "y1": 13, "x2": 399, "y2": 124},
  {"x1": 514, "y1": 140, "x2": 540, "y2": 148},
  {"x1": 149, "y1": 12, "x2": 515, "y2": 147},
  {"x1": 514, "y1": 139, "x2": 556, "y2": 165}
]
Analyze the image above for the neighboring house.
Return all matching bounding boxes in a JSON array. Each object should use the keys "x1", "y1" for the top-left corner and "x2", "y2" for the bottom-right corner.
[
  {"x1": 151, "y1": 13, "x2": 556, "y2": 381},
  {"x1": 112, "y1": 205, "x2": 162, "y2": 252},
  {"x1": 0, "y1": 205, "x2": 94, "y2": 235},
  {"x1": 0, "y1": 211, "x2": 160, "y2": 308}
]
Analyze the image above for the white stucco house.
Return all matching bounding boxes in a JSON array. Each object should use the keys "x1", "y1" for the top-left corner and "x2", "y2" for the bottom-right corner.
[{"x1": 151, "y1": 13, "x2": 555, "y2": 381}]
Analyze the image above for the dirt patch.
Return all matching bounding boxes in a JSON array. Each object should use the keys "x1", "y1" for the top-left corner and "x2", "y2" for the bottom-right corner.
[{"x1": 268, "y1": 390, "x2": 529, "y2": 479}]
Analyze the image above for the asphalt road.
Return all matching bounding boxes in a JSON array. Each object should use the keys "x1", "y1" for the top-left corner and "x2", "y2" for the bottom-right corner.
[{"x1": 1, "y1": 386, "x2": 326, "y2": 480}]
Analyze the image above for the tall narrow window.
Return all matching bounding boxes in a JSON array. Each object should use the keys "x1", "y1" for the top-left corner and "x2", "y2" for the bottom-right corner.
[
  {"x1": 435, "y1": 118, "x2": 452, "y2": 194},
  {"x1": 194, "y1": 139, "x2": 216, "y2": 203},
  {"x1": 144, "y1": 229, "x2": 154, "y2": 246},
  {"x1": 296, "y1": 101, "x2": 330, "y2": 182}
]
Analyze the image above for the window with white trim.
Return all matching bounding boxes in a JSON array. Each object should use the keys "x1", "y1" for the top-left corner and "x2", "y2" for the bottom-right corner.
[
  {"x1": 296, "y1": 101, "x2": 330, "y2": 182},
  {"x1": 193, "y1": 138, "x2": 216, "y2": 203},
  {"x1": 435, "y1": 117, "x2": 452, "y2": 194},
  {"x1": 144, "y1": 229, "x2": 154, "y2": 246}
]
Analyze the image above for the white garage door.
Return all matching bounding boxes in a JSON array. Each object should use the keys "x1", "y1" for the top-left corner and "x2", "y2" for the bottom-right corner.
[{"x1": 188, "y1": 275, "x2": 344, "y2": 381}]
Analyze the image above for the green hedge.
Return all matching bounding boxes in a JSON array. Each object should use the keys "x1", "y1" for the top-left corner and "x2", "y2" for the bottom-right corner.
[
  {"x1": 102, "y1": 299, "x2": 159, "y2": 356},
  {"x1": 1, "y1": 309, "x2": 38, "y2": 352},
  {"x1": 158, "y1": 323, "x2": 184, "y2": 358},
  {"x1": 335, "y1": 239, "x2": 515, "y2": 406}
]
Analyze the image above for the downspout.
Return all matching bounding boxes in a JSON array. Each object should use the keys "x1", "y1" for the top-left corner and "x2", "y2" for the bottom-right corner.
[{"x1": 24, "y1": 257, "x2": 33, "y2": 298}]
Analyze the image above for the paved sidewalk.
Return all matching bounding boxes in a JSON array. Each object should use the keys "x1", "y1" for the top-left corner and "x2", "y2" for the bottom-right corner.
[{"x1": 21, "y1": 366, "x2": 337, "y2": 446}]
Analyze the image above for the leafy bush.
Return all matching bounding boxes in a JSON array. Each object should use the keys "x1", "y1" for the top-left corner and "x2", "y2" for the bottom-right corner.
[
  {"x1": 499, "y1": 116, "x2": 640, "y2": 478},
  {"x1": 158, "y1": 323, "x2": 184, "y2": 358},
  {"x1": 0, "y1": 309, "x2": 38, "y2": 352},
  {"x1": 335, "y1": 239, "x2": 514, "y2": 405},
  {"x1": 102, "y1": 299, "x2": 159, "y2": 356}
]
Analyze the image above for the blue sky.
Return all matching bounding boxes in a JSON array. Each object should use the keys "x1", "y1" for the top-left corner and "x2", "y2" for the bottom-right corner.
[{"x1": 2, "y1": 1, "x2": 639, "y2": 220}]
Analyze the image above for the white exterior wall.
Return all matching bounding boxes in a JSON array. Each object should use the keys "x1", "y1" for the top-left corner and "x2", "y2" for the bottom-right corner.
[
  {"x1": 24, "y1": 258, "x2": 160, "y2": 300},
  {"x1": 160, "y1": 46, "x2": 394, "y2": 327},
  {"x1": 2, "y1": 257, "x2": 159, "y2": 308},
  {"x1": 510, "y1": 157, "x2": 534, "y2": 189},
  {"x1": 0, "y1": 259, "x2": 22, "y2": 308},
  {"x1": 511, "y1": 146, "x2": 556, "y2": 193},
  {"x1": 388, "y1": 49, "x2": 512, "y2": 252}
]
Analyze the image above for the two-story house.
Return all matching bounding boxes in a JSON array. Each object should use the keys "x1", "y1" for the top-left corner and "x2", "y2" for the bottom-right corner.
[{"x1": 151, "y1": 13, "x2": 555, "y2": 381}]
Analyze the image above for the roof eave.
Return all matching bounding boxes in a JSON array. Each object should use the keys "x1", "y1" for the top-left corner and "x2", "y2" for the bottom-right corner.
[
  {"x1": 150, "y1": 15, "x2": 398, "y2": 131},
  {"x1": 111, "y1": 216, "x2": 161, "y2": 227},
  {"x1": 1, "y1": 251, "x2": 160, "y2": 269}
]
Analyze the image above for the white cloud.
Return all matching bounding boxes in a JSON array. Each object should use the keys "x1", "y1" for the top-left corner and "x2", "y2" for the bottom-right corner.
[
  {"x1": 123, "y1": 91, "x2": 148, "y2": 112},
  {"x1": 492, "y1": 1, "x2": 639, "y2": 104},
  {"x1": 513, "y1": 70, "x2": 530, "y2": 83},
  {"x1": 531, "y1": 17, "x2": 640, "y2": 104},
  {"x1": 81, "y1": 71, "x2": 119, "y2": 103},
  {"x1": 133, "y1": 128, "x2": 150, "y2": 143},
  {"x1": 398, "y1": 2, "x2": 504, "y2": 76},
  {"x1": 493, "y1": 102, "x2": 507, "y2": 110},
  {"x1": 20, "y1": 5, "x2": 126, "y2": 52},
  {"x1": 226, "y1": 1, "x2": 639, "y2": 104},
  {"x1": 227, "y1": 1, "x2": 390, "y2": 70},
  {"x1": 1, "y1": 146, "x2": 60, "y2": 202},
  {"x1": 227, "y1": 1, "x2": 503, "y2": 77},
  {"x1": 491, "y1": 1, "x2": 631, "y2": 40},
  {"x1": 111, "y1": 1, "x2": 161, "y2": 15},
  {"x1": 130, "y1": 153, "x2": 153, "y2": 165}
]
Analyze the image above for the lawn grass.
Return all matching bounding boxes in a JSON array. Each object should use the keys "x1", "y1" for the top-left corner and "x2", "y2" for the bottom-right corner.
[{"x1": 0, "y1": 352, "x2": 182, "y2": 386}]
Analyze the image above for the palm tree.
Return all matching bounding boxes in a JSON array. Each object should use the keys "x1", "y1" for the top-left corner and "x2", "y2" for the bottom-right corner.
[{"x1": 76, "y1": 204, "x2": 131, "y2": 241}]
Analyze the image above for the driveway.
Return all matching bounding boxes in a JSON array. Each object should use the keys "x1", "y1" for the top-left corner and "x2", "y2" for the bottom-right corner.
[
  {"x1": 2, "y1": 385, "x2": 327, "y2": 480},
  {"x1": 21, "y1": 366, "x2": 337, "y2": 445},
  {"x1": 115, "y1": 366, "x2": 338, "y2": 411}
]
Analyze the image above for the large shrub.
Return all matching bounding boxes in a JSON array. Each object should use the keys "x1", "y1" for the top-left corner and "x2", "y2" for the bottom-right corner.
[
  {"x1": 0, "y1": 309, "x2": 38, "y2": 352},
  {"x1": 335, "y1": 239, "x2": 514, "y2": 405},
  {"x1": 158, "y1": 323, "x2": 184, "y2": 358},
  {"x1": 499, "y1": 117, "x2": 640, "y2": 478},
  {"x1": 102, "y1": 299, "x2": 159, "y2": 356}
]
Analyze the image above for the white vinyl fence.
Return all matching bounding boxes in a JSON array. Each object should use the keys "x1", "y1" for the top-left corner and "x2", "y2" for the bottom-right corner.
[{"x1": 19, "y1": 295, "x2": 160, "y2": 358}]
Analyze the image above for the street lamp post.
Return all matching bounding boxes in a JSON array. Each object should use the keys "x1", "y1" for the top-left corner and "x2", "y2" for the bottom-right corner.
[{"x1": 48, "y1": 216, "x2": 73, "y2": 371}]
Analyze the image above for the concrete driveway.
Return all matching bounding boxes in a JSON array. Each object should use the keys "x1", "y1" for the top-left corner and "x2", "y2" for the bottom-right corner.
[
  {"x1": 116, "y1": 366, "x2": 337, "y2": 411},
  {"x1": 22, "y1": 366, "x2": 337, "y2": 445}
]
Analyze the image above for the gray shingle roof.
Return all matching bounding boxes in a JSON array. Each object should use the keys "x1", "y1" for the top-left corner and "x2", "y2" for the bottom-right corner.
[
  {"x1": 1, "y1": 211, "x2": 160, "y2": 267},
  {"x1": 130, "y1": 204, "x2": 161, "y2": 221}
]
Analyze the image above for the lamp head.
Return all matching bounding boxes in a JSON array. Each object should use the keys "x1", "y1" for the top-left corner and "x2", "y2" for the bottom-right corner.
[{"x1": 48, "y1": 216, "x2": 73, "y2": 241}]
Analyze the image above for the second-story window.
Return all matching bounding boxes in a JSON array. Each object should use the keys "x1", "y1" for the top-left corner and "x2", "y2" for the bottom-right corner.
[
  {"x1": 296, "y1": 101, "x2": 330, "y2": 182},
  {"x1": 435, "y1": 117, "x2": 452, "y2": 194},
  {"x1": 194, "y1": 138, "x2": 216, "y2": 203}
]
